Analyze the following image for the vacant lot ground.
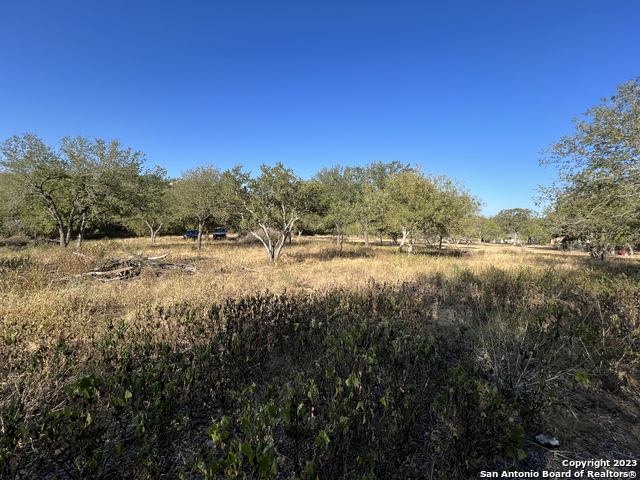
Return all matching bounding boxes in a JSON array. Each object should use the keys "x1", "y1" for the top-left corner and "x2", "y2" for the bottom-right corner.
[
  {"x1": 1, "y1": 236, "x2": 639, "y2": 479},
  {"x1": 0, "y1": 236, "x2": 594, "y2": 327}
]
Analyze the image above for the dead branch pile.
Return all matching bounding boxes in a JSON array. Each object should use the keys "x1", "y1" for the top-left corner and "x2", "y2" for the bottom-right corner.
[{"x1": 66, "y1": 253, "x2": 196, "y2": 281}]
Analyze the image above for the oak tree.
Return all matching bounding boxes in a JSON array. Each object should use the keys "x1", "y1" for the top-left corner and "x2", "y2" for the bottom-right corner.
[{"x1": 539, "y1": 78, "x2": 640, "y2": 259}]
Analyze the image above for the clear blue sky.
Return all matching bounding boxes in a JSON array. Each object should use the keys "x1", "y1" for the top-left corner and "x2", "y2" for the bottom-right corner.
[{"x1": 1, "y1": 1, "x2": 638, "y2": 215}]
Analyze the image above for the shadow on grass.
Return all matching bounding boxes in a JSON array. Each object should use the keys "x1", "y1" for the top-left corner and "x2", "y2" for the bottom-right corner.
[
  {"x1": 286, "y1": 244, "x2": 380, "y2": 262},
  {"x1": 583, "y1": 256, "x2": 640, "y2": 276},
  {"x1": 3, "y1": 263, "x2": 640, "y2": 478},
  {"x1": 406, "y1": 246, "x2": 473, "y2": 258}
]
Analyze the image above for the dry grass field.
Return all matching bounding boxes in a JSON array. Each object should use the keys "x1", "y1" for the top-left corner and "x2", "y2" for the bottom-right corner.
[
  {"x1": 0, "y1": 236, "x2": 593, "y2": 330},
  {"x1": 1, "y1": 235, "x2": 639, "y2": 479}
]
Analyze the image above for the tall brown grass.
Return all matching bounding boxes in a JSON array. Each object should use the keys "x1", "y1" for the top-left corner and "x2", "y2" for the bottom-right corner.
[{"x1": 0, "y1": 237, "x2": 591, "y2": 332}]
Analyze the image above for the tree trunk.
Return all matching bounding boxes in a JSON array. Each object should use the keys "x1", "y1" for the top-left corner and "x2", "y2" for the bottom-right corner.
[
  {"x1": 398, "y1": 227, "x2": 408, "y2": 252},
  {"x1": 439, "y1": 235, "x2": 443, "y2": 250},
  {"x1": 249, "y1": 223, "x2": 278, "y2": 262},
  {"x1": 43, "y1": 192, "x2": 70, "y2": 248},
  {"x1": 197, "y1": 222, "x2": 204, "y2": 250},
  {"x1": 58, "y1": 226, "x2": 66, "y2": 249},
  {"x1": 407, "y1": 238, "x2": 413, "y2": 257},
  {"x1": 363, "y1": 227, "x2": 369, "y2": 247},
  {"x1": 335, "y1": 224, "x2": 343, "y2": 249},
  {"x1": 591, "y1": 247, "x2": 609, "y2": 261},
  {"x1": 76, "y1": 212, "x2": 88, "y2": 248},
  {"x1": 63, "y1": 219, "x2": 74, "y2": 247},
  {"x1": 274, "y1": 233, "x2": 287, "y2": 260},
  {"x1": 259, "y1": 236, "x2": 275, "y2": 262},
  {"x1": 151, "y1": 225, "x2": 162, "y2": 243},
  {"x1": 147, "y1": 221, "x2": 154, "y2": 242},
  {"x1": 64, "y1": 210, "x2": 76, "y2": 248},
  {"x1": 146, "y1": 221, "x2": 163, "y2": 243},
  {"x1": 59, "y1": 205, "x2": 77, "y2": 249}
]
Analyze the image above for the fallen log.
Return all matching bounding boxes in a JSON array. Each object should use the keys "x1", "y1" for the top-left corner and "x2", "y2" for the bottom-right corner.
[
  {"x1": 148, "y1": 253, "x2": 170, "y2": 260},
  {"x1": 73, "y1": 267, "x2": 133, "y2": 278}
]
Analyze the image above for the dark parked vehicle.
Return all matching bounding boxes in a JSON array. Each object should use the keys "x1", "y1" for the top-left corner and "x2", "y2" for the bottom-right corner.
[
  {"x1": 212, "y1": 227, "x2": 227, "y2": 239},
  {"x1": 183, "y1": 230, "x2": 198, "y2": 240},
  {"x1": 183, "y1": 228, "x2": 226, "y2": 240}
]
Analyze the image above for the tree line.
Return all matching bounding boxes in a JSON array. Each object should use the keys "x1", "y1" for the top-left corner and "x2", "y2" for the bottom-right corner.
[
  {"x1": 0, "y1": 135, "x2": 544, "y2": 260},
  {"x1": 1, "y1": 78, "x2": 638, "y2": 260}
]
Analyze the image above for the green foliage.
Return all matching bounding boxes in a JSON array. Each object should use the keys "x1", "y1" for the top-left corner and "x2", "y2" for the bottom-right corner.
[
  {"x1": 472, "y1": 215, "x2": 504, "y2": 242},
  {"x1": 2, "y1": 134, "x2": 482, "y2": 251},
  {"x1": 0, "y1": 134, "x2": 145, "y2": 247},
  {"x1": 349, "y1": 161, "x2": 412, "y2": 247},
  {"x1": 540, "y1": 78, "x2": 640, "y2": 258},
  {"x1": 384, "y1": 169, "x2": 480, "y2": 253},
  {"x1": 127, "y1": 166, "x2": 172, "y2": 242},
  {"x1": 240, "y1": 163, "x2": 322, "y2": 261},
  {"x1": 492, "y1": 208, "x2": 539, "y2": 245},
  {"x1": 171, "y1": 164, "x2": 241, "y2": 249},
  {"x1": 315, "y1": 161, "x2": 414, "y2": 248},
  {"x1": 314, "y1": 165, "x2": 358, "y2": 248}
]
